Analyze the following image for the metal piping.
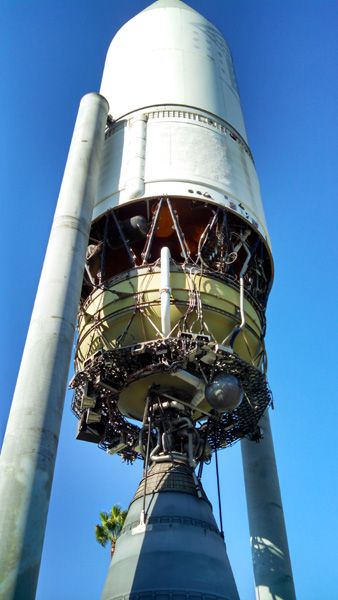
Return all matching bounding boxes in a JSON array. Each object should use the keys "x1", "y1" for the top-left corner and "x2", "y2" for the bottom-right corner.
[
  {"x1": 223, "y1": 237, "x2": 252, "y2": 348},
  {"x1": 160, "y1": 246, "x2": 171, "y2": 337},
  {"x1": 125, "y1": 114, "x2": 147, "y2": 200}
]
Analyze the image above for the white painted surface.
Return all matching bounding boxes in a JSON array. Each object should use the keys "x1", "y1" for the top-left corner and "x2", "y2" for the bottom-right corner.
[
  {"x1": 96, "y1": 1, "x2": 271, "y2": 249},
  {"x1": 94, "y1": 107, "x2": 270, "y2": 247},
  {"x1": 100, "y1": 0, "x2": 247, "y2": 140},
  {"x1": 125, "y1": 114, "x2": 147, "y2": 200}
]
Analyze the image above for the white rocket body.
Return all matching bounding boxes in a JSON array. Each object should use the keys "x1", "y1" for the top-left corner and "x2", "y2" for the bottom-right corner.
[{"x1": 96, "y1": 0, "x2": 270, "y2": 248}]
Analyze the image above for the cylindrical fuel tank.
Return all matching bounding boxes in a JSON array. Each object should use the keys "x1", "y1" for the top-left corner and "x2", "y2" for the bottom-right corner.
[{"x1": 101, "y1": 462, "x2": 239, "y2": 600}]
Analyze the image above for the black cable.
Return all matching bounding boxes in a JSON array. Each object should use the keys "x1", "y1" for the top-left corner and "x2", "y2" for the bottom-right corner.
[
  {"x1": 214, "y1": 444, "x2": 224, "y2": 538},
  {"x1": 197, "y1": 417, "x2": 211, "y2": 479},
  {"x1": 142, "y1": 409, "x2": 152, "y2": 520}
]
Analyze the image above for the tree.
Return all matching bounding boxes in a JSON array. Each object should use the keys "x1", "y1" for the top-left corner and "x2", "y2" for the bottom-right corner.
[{"x1": 95, "y1": 505, "x2": 128, "y2": 558}]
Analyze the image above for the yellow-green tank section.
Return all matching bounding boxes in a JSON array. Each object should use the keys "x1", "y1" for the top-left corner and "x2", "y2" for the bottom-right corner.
[
  {"x1": 76, "y1": 268, "x2": 265, "y2": 420},
  {"x1": 75, "y1": 197, "x2": 271, "y2": 423}
]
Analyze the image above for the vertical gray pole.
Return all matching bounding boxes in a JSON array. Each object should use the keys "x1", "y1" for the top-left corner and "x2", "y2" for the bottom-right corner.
[
  {"x1": 241, "y1": 412, "x2": 296, "y2": 600},
  {"x1": 0, "y1": 93, "x2": 109, "y2": 600}
]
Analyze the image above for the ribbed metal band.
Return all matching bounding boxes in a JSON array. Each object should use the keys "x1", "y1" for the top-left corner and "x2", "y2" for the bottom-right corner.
[
  {"x1": 122, "y1": 514, "x2": 221, "y2": 537},
  {"x1": 110, "y1": 592, "x2": 233, "y2": 600},
  {"x1": 132, "y1": 462, "x2": 207, "y2": 501}
]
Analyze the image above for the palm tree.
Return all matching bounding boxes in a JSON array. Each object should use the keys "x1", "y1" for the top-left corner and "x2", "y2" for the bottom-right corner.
[{"x1": 95, "y1": 505, "x2": 128, "y2": 558}]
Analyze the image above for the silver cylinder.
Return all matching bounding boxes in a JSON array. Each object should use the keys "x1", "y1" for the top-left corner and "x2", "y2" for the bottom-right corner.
[
  {"x1": 101, "y1": 462, "x2": 239, "y2": 600},
  {"x1": 0, "y1": 93, "x2": 108, "y2": 600},
  {"x1": 241, "y1": 412, "x2": 296, "y2": 599}
]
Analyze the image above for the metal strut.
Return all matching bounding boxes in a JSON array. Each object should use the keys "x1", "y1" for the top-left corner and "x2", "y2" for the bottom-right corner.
[
  {"x1": 165, "y1": 197, "x2": 191, "y2": 262},
  {"x1": 142, "y1": 198, "x2": 164, "y2": 264},
  {"x1": 111, "y1": 210, "x2": 136, "y2": 267}
]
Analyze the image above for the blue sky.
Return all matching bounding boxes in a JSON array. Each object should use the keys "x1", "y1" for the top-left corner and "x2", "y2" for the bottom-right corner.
[{"x1": 1, "y1": 1, "x2": 337, "y2": 598}]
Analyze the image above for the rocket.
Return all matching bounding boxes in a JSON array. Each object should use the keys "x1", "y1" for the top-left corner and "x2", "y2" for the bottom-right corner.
[
  {"x1": 74, "y1": 0, "x2": 272, "y2": 453},
  {"x1": 0, "y1": 2, "x2": 295, "y2": 600}
]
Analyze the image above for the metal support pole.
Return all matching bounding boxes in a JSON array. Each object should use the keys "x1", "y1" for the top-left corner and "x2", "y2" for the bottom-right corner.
[
  {"x1": 0, "y1": 93, "x2": 109, "y2": 600},
  {"x1": 241, "y1": 412, "x2": 296, "y2": 600}
]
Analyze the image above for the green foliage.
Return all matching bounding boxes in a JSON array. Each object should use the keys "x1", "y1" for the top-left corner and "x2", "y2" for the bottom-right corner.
[{"x1": 95, "y1": 505, "x2": 128, "y2": 553}]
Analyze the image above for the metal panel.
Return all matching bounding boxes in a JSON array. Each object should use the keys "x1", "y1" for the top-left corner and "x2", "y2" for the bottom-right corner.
[
  {"x1": 100, "y1": 1, "x2": 247, "y2": 140},
  {"x1": 95, "y1": 108, "x2": 270, "y2": 246}
]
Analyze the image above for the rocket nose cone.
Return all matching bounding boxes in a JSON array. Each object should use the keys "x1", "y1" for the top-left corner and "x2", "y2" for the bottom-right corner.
[
  {"x1": 143, "y1": 0, "x2": 198, "y2": 13},
  {"x1": 100, "y1": 0, "x2": 248, "y2": 140}
]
